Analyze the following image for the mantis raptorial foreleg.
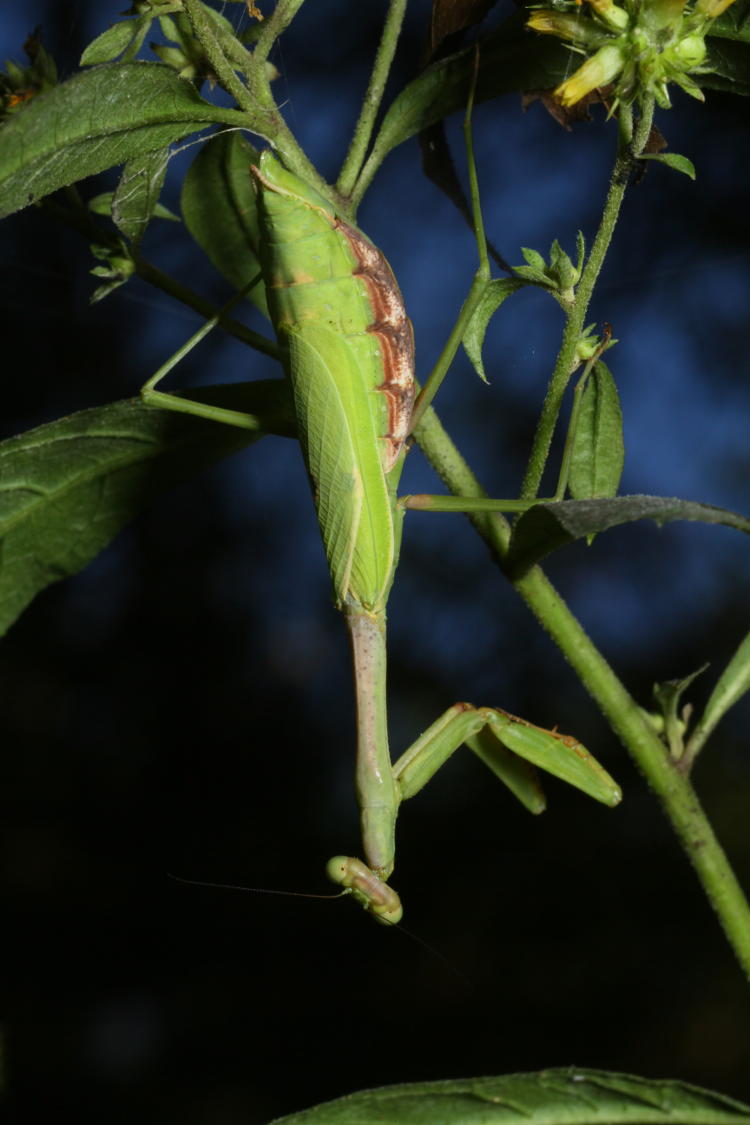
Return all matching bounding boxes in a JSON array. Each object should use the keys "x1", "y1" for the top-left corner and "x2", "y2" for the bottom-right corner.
[{"x1": 325, "y1": 701, "x2": 621, "y2": 924}]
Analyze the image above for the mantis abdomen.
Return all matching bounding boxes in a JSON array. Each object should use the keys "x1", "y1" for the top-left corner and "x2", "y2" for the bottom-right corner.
[{"x1": 252, "y1": 152, "x2": 414, "y2": 615}]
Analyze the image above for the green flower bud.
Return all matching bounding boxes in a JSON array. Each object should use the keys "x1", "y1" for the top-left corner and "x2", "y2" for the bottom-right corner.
[
  {"x1": 588, "y1": 0, "x2": 630, "y2": 32},
  {"x1": 673, "y1": 33, "x2": 707, "y2": 67}
]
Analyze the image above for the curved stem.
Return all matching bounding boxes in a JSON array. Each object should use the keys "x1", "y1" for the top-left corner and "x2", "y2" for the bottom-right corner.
[
  {"x1": 413, "y1": 403, "x2": 750, "y2": 980},
  {"x1": 520, "y1": 99, "x2": 655, "y2": 500},
  {"x1": 338, "y1": 0, "x2": 409, "y2": 200}
]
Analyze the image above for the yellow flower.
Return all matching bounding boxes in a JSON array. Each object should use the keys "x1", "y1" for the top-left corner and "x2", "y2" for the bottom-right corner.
[
  {"x1": 527, "y1": 0, "x2": 740, "y2": 110},
  {"x1": 554, "y1": 44, "x2": 626, "y2": 106},
  {"x1": 693, "y1": 0, "x2": 738, "y2": 15}
]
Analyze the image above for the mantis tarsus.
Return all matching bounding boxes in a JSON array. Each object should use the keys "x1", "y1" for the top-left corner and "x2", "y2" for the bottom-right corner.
[{"x1": 142, "y1": 116, "x2": 621, "y2": 925}]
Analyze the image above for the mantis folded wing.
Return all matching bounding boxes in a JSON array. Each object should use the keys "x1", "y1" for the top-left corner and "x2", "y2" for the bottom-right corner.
[{"x1": 142, "y1": 151, "x2": 621, "y2": 924}]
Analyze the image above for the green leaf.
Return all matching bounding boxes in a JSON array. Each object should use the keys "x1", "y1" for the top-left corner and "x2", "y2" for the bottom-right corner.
[
  {"x1": 704, "y1": 38, "x2": 750, "y2": 95},
  {"x1": 112, "y1": 147, "x2": 171, "y2": 244},
  {"x1": 0, "y1": 382, "x2": 294, "y2": 637},
  {"x1": 181, "y1": 131, "x2": 268, "y2": 315},
  {"x1": 267, "y1": 1068, "x2": 750, "y2": 1125},
  {"x1": 367, "y1": 15, "x2": 568, "y2": 169},
  {"x1": 507, "y1": 495, "x2": 750, "y2": 578},
  {"x1": 569, "y1": 361, "x2": 624, "y2": 501},
  {"x1": 521, "y1": 247, "x2": 546, "y2": 270},
  {"x1": 689, "y1": 630, "x2": 750, "y2": 755},
  {"x1": 708, "y1": 0, "x2": 750, "y2": 44},
  {"x1": 462, "y1": 279, "x2": 524, "y2": 382},
  {"x1": 0, "y1": 62, "x2": 245, "y2": 220},
  {"x1": 653, "y1": 665, "x2": 709, "y2": 761},
  {"x1": 640, "y1": 153, "x2": 696, "y2": 180},
  {"x1": 80, "y1": 20, "x2": 144, "y2": 66}
]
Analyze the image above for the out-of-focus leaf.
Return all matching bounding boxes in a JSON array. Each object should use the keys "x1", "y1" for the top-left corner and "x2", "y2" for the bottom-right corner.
[
  {"x1": 708, "y1": 0, "x2": 750, "y2": 44},
  {"x1": 703, "y1": 38, "x2": 750, "y2": 95},
  {"x1": 0, "y1": 381, "x2": 294, "y2": 636},
  {"x1": 0, "y1": 62, "x2": 244, "y2": 220},
  {"x1": 507, "y1": 495, "x2": 750, "y2": 578},
  {"x1": 368, "y1": 15, "x2": 569, "y2": 169},
  {"x1": 267, "y1": 1068, "x2": 750, "y2": 1125},
  {"x1": 430, "y1": 0, "x2": 498, "y2": 52},
  {"x1": 569, "y1": 361, "x2": 624, "y2": 500},
  {"x1": 419, "y1": 122, "x2": 511, "y2": 271},
  {"x1": 181, "y1": 130, "x2": 268, "y2": 315}
]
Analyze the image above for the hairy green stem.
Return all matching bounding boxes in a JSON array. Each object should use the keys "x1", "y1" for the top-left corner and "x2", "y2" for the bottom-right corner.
[
  {"x1": 414, "y1": 405, "x2": 750, "y2": 980},
  {"x1": 183, "y1": 0, "x2": 257, "y2": 115},
  {"x1": 410, "y1": 271, "x2": 489, "y2": 431},
  {"x1": 183, "y1": 0, "x2": 327, "y2": 198},
  {"x1": 520, "y1": 100, "x2": 654, "y2": 500},
  {"x1": 338, "y1": 0, "x2": 409, "y2": 200}
]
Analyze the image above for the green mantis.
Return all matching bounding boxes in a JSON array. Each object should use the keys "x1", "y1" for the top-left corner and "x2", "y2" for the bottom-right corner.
[{"x1": 142, "y1": 147, "x2": 621, "y2": 925}]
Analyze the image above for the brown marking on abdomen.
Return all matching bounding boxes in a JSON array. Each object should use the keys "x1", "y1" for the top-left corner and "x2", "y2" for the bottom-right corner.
[{"x1": 335, "y1": 218, "x2": 415, "y2": 471}]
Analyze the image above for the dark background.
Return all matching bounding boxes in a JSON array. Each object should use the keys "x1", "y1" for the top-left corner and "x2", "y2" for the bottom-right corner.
[{"x1": 2, "y1": 2, "x2": 750, "y2": 1122}]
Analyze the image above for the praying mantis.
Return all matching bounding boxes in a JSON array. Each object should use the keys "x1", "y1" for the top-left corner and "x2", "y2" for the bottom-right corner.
[{"x1": 142, "y1": 132, "x2": 622, "y2": 925}]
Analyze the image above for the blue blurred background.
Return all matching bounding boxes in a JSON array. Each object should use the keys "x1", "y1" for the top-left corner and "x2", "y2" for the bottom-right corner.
[{"x1": 2, "y1": 2, "x2": 750, "y2": 1122}]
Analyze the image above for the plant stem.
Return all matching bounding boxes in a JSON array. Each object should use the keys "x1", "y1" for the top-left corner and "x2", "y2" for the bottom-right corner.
[
  {"x1": 410, "y1": 54, "x2": 490, "y2": 430},
  {"x1": 515, "y1": 565, "x2": 750, "y2": 980},
  {"x1": 338, "y1": 0, "x2": 409, "y2": 200},
  {"x1": 183, "y1": 0, "x2": 257, "y2": 115},
  {"x1": 413, "y1": 404, "x2": 750, "y2": 980},
  {"x1": 401, "y1": 494, "x2": 546, "y2": 513},
  {"x1": 183, "y1": 0, "x2": 329, "y2": 199},
  {"x1": 410, "y1": 271, "x2": 490, "y2": 431},
  {"x1": 520, "y1": 99, "x2": 654, "y2": 500}
]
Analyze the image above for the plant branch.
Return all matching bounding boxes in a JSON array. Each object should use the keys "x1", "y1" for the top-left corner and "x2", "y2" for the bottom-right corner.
[
  {"x1": 183, "y1": 0, "x2": 258, "y2": 115},
  {"x1": 337, "y1": 0, "x2": 409, "y2": 200},
  {"x1": 410, "y1": 52, "x2": 490, "y2": 430},
  {"x1": 520, "y1": 99, "x2": 655, "y2": 500},
  {"x1": 182, "y1": 0, "x2": 331, "y2": 204},
  {"x1": 413, "y1": 403, "x2": 750, "y2": 981}
]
